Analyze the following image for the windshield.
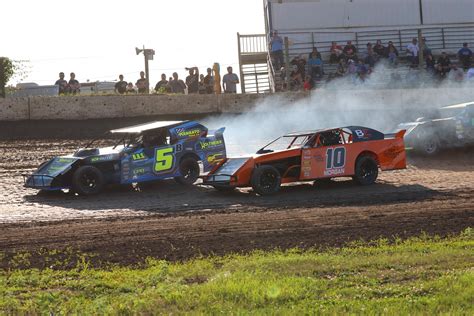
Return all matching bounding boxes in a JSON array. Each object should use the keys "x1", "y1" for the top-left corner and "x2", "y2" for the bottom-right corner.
[{"x1": 258, "y1": 135, "x2": 310, "y2": 153}]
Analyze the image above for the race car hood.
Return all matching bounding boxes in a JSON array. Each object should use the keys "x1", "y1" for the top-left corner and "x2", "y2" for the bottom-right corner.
[
  {"x1": 24, "y1": 156, "x2": 80, "y2": 188},
  {"x1": 203, "y1": 157, "x2": 252, "y2": 184}
]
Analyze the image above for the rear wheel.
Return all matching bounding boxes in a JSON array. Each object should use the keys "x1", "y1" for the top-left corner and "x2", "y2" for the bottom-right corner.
[
  {"x1": 417, "y1": 136, "x2": 440, "y2": 156},
  {"x1": 251, "y1": 165, "x2": 281, "y2": 195},
  {"x1": 353, "y1": 156, "x2": 378, "y2": 185},
  {"x1": 175, "y1": 157, "x2": 200, "y2": 185},
  {"x1": 72, "y1": 165, "x2": 105, "y2": 195}
]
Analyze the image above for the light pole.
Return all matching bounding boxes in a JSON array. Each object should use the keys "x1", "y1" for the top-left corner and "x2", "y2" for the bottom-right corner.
[
  {"x1": 418, "y1": 0, "x2": 424, "y2": 68},
  {"x1": 135, "y1": 46, "x2": 155, "y2": 93}
]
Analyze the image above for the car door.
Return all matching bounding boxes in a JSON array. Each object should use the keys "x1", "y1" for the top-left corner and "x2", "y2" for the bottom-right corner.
[
  {"x1": 300, "y1": 130, "x2": 353, "y2": 180},
  {"x1": 120, "y1": 144, "x2": 178, "y2": 184}
]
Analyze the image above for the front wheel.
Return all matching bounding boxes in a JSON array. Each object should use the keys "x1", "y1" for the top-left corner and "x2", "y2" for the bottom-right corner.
[
  {"x1": 251, "y1": 165, "x2": 281, "y2": 195},
  {"x1": 353, "y1": 155, "x2": 378, "y2": 185},
  {"x1": 72, "y1": 165, "x2": 105, "y2": 195},
  {"x1": 175, "y1": 157, "x2": 200, "y2": 185},
  {"x1": 417, "y1": 136, "x2": 440, "y2": 156}
]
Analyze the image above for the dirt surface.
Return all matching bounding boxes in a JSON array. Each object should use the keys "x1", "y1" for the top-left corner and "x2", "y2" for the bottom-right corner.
[{"x1": 0, "y1": 139, "x2": 473, "y2": 267}]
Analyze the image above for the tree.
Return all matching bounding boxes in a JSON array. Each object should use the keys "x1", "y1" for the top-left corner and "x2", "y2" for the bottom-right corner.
[
  {"x1": 0, "y1": 57, "x2": 29, "y2": 98},
  {"x1": 0, "y1": 57, "x2": 14, "y2": 98}
]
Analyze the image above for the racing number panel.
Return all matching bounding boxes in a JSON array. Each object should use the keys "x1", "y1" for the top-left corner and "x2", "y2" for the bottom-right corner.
[{"x1": 300, "y1": 145, "x2": 355, "y2": 180}]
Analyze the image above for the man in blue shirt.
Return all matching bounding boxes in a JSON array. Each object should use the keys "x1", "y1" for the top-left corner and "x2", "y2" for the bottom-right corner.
[
  {"x1": 270, "y1": 30, "x2": 284, "y2": 71},
  {"x1": 458, "y1": 43, "x2": 473, "y2": 70}
]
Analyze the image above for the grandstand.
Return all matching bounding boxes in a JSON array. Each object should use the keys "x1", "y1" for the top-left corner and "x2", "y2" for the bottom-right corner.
[{"x1": 238, "y1": 0, "x2": 474, "y2": 93}]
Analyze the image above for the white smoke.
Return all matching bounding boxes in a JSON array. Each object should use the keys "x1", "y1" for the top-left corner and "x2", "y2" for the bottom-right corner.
[{"x1": 205, "y1": 61, "x2": 474, "y2": 155}]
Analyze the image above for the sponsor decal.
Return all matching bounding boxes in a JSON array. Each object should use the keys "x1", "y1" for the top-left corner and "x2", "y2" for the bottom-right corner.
[
  {"x1": 176, "y1": 128, "x2": 201, "y2": 137},
  {"x1": 207, "y1": 153, "x2": 224, "y2": 164},
  {"x1": 382, "y1": 147, "x2": 403, "y2": 159},
  {"x1": 133, "y1": 167, "x2": 146, "y2": 175},
  {"x1": 132, "y1": 152, "x2": 146, "y2": 161},
  {"x1": 200, "y1": 139, "x2": 223, "y2": 150},
  {"x1": 324, "y1": 147, "x2": 346, "y2": 176},
  {"x1": 90, "y1": 155, "x2": 115, "y2": 163},
  {"x1": 324, "y1": 168, "x2": 345, "y2": 176},
  {"x1": 57, "y1": 158, "x2": 75, "y2": 163}
]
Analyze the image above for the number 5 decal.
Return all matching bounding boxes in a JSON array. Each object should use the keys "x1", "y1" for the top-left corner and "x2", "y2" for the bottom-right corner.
[{"x1": 154, "y1": 147, "x2": 174, "y2": 173}]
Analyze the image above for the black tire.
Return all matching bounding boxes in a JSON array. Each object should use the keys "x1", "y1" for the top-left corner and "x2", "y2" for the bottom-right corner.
[
  {"x1": 353, "y1": 155, "x2": 378, "y2": 186},
  {"x1": 251, "y1": 165, "x2": 281, "y2": 195},
  {"x1": 417, "y1": 136, "x2": 440, "y2": 156},
  {"x1": 72, "y1": 165, "x2": 105, "y2": 195},
  {"x1": 175, "y1": 157, "x2": 200, "y2": 185}
]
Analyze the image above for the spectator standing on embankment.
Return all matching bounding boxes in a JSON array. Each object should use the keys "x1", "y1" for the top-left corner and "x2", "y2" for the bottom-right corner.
[
  {"x1": 222, "y1": 66, "x2": 239, "y2": 93},
  {"x1": 168, "y1": 72, "x2": 186, "y2": 94},
  {"x1": 55, "y1": 72, "x2": 68, "y2": 95},
  {"x1": 68, "y1": 72, "x2": 80, "y2": 95},
  {"x1": 185, "y1": 67, "x2": 199, "y2": 94},
  {"x1": 115, "y1": 74, "x2": 127, "y2": 94},
  {"x1": 154, "y1": 74, "x2": 168, "y2": 93},
  {"x1": 136, "y1": 71, "x2": 147, "y2": 94}
]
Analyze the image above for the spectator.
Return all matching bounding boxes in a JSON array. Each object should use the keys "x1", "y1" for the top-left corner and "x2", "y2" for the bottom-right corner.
[
  {"x1": 126, "y1": 82, "x2": 136, "y2": 94},
  {"x1": 289, "y1": 65, "x2": 303, "y2": 90},
  {"x1": 270, "y1": 30, "x2": 284, "y2": 71},
  {"x1": 386, "y1": 41, "x2": 399, "y2": 58},
  {"x1": 356, "y1": 60, "x2": 368, "y2": 81},
  {"x1": 308, "y1": 47, "x2": 322, "y2": 60},
  {"x1": 421, "y1": 37, "x2": 432, "y2": 57},
  {"x1": 343, "y1": 40, "x2": 357, "y2": 61},
  {"x1": 222, "y1": 66, "x2": 239, "y2": 93},
  {"x1": 335, "y1": 59, "x2": 346, "y2": 77},
  {"x1": 303, "y1": 75, "x2": 313, "y2": 91},
  {"x1": 168, "y1": 72, "x2": 186, "y2": 94},
  {"x1": 136, "y1": 71, "x2": 147, "y2": 93},
  {"x1": 154, "y1": 73, "x2": 168, "y2": 93},
  {"x1": 212, "y1": 63, "x2": 221, "y2": 94},
  {"x1": 388, "y1": 45, "x2": 398, "y2": 65},
  {"x1": 458, "y1": 43, "x2": 473, "y2": 70},
  {"x1": 425, "y1": 54, "x2": 436, "y2": 73},
  {"x1": 55, "y1": 72, "x2": 68, "y2": 95},
  {"x1": 68, "y1": 72, "x2": 80, "y2": 95},
  {"x1": 329, "y1": 42, "x2": 343, "y2": 64},
  {"x1": 449, "y1": 64, "x2": 464, "y2": 82},
  {"x1": 467, "y1": 67, "x2": 474, "y2": 80},
  {"x1": 437, "y1": 52, "x2": 452, "y2": 77},
  {"x1": 364, "y1": 43, "x2": 376, "y2": 68},
  {"x1": 291, "y1": 55, "x2": 306, "y2": 79},
  {"x1": 185, "y1": 66, "x2": 199, "y2": 94},
  {"x1": 115, "y1": 74, "x2": 128, "y2": 94},
  {"x1": 307, "y1": 51, "x2": 323, "y2": 80},
  {"x1": 373, "y1": 40, "x2": 385, "y2": 57},
  {"x1": 406, "y1": 38, "x2": 419, "y2": 66},
  {"x1": 198, "y1": 74, "x2": 206, "y2": 94},
  {"x1": 203, "y1": 67, "x2": 214, "y2": 94}
]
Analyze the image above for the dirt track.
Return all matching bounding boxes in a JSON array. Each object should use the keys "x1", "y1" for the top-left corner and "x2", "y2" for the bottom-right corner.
[{"x1": 0, "y1": 139, "x2": 473, "y2": 267}]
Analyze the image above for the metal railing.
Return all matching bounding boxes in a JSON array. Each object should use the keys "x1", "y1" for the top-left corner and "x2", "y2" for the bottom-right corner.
[{"x1": 238, "y1": 33, "x2": 268, "y2": 54}]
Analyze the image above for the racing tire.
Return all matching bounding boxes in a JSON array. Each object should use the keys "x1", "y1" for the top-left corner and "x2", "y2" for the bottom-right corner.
[
  {"x1": 72, "y1": 165, "x2": 105, "y2": 196},
  {"x1": 417, "y1": 136, "x2": 440, "y2": 156},
  {"x1": 251, "y1": 165, "x2": 281, "y2": 196},
  {"x1": 175, "y1": 157, "x2": 200, "y2": 185},
  {"x1": 353, "y1": 155, "x2": 378, "y2": 186}
]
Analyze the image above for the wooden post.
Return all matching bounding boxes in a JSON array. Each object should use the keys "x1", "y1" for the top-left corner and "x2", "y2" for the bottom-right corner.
[
  {"x1": 0, "y1": 57, "x2": 5, "y2": 98},
  {"x1": 237, "y1": 33, "x2": 245, "y2": 94},
  {"x1": 284, "y1": 36, "x2": 290, "y2": 90}
]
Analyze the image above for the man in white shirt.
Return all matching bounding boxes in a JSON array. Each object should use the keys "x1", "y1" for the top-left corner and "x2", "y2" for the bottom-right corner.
[{"x1": 406, "y1": 38, "x2": 419, "y2": 66}]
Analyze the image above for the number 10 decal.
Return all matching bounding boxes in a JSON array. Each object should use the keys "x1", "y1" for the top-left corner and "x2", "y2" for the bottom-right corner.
[{"x1": 326, "y1": 147, "x2": 346, "y2": 169}]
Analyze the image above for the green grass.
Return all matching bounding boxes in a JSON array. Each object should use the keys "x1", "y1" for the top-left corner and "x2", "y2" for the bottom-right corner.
[{"x1": 1, "y1": 229, "x2": 473, "y2": 315}]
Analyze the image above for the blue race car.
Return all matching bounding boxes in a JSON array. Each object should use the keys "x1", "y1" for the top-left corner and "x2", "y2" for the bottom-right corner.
[{"x1": 24, "y1": 120, "x2": 226, "y2": 195}]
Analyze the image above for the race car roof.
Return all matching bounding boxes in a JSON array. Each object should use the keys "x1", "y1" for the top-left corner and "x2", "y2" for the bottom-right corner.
[
  {"x1": 110, "y1": 121, "x2": 188, "y2": 134},
  {"x1": 441, "y1": 101, "x2": 474, "y2": 110}
]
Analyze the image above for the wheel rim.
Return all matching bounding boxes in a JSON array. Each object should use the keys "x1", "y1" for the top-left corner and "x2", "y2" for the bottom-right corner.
[
  {"x1": 260, "y1": 171, "x2": 278, "y2": 190},
  {"x1": 181, "y1": 162, "x2": 199, "y2": 181},
  {"x1": 360, "y1": 160, "x2": 376, "y2": 181},
  {"x1": 80, "y1": 171, "x2": 98, "y2": 190},
  {"x1": 424, "y1": 140, "x2": 437, "y2": 154}
]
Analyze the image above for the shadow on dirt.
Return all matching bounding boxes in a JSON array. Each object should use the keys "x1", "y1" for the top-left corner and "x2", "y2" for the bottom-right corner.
[{"x1": 23, "y1": 178, "x2": 447, "y2": 215}]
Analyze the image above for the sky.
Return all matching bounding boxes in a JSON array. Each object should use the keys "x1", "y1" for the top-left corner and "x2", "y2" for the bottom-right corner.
[{"x1": 2, "y1": 0, "x2": 265, "y2": 87}]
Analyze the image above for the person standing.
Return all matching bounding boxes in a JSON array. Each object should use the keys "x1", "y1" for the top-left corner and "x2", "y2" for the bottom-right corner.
[
  {"x1": 115, "y1": 74, "x2": 128, "y2": 94},
  {"x1": 168, "y1": 72, "x2": 186, "y2": 94},
  {"x1": 136, "y1": 71, "x2": 147, "y2": 94},
  {"x1": 269, "y1": 30, "x2": 284, "y2": 70},
  {"x1": 55, "y1": 72, "x2": 69, "y2": 95},
  {"x1": 154, "y1": 74, "x2": 168, "y2": 93},
  {"x1": 68, "y1": 72, "x2": 80, "y2": 95},
  {"x1": 185, "y1": 66, "x2": 199, "y2": 94},
  {"x1": 406, "y1": 38, "x2": 419, "y2": 67},
  {"x1": 203, "y1": 67, "x2": 214, "y2": 94},
  {"x1": 222, "y1": 66, "x2": 239, "y2": 93}
]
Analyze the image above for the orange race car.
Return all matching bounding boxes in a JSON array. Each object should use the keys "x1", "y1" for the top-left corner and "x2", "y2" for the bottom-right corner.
[{"x1": 202, "y1": 126, "x2": 406, "y2": 195}]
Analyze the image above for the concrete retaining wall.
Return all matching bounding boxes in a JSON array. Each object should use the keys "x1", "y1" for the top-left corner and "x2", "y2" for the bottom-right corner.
[{"x1": 1, "y1": 88, "x2": 474, "y2": 121}]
